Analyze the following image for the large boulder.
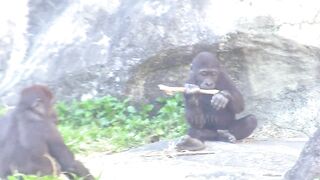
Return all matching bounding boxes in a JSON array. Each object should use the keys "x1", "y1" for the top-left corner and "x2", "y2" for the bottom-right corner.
[
  {"x1": 219, "y1": 32, "x2": 320, "y2": 137},
  {"x1": 81, "y1": 139, "x2": 307, "y2": 180},
  {"x1": 0, "y1": 0, "x2": 320, "y2": 136},
  {"x1": 284, "y1": 128, "x2": 320, "y2": 180}
]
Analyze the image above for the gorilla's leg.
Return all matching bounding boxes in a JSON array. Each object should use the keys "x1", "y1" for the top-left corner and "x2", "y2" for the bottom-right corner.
[
  {"x1": 189, "y1": 126, "x2": 236, "y2": 143},
  {"x1": 188, "y1": 128, "x2": 219, "y2": 141},
  {"x1": 228, "y1": 114, "x2": 257, "y2": 140}
]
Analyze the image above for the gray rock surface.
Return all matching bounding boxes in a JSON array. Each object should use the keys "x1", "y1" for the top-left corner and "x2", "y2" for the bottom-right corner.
[
  {"x1": 0, "y1": 0, "x2": 320, "y2": 135},
  {"x1": 284, "y1": 129, "x2": 320, "y2": 180},
  {"x1": 82, "y1": 139, "x2": 307, "y2": 180}
]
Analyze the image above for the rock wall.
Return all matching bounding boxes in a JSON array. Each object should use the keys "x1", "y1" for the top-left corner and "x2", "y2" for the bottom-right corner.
[{"x1": 0, "y1": 0, "x2": 320, "y2": 136}]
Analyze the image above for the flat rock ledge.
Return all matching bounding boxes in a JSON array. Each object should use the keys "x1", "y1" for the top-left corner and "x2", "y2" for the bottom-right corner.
[{"x1": 83, "y1": 139, "x2": 307, "y2": 180}]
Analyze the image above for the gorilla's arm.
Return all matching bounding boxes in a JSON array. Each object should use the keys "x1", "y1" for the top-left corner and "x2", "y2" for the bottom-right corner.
[
  {"x1": 218, "y1": 73, "x2": 244, "y2": 114},
  {"x1": 184, "y1": 84, "x2": 206, "y2": 129},
  {"x1": 47, "y1": 126, "x2": 93, "y2": 180},
  {"x1": 224, "y1": 88, "x2": 244, "y2": 114}
]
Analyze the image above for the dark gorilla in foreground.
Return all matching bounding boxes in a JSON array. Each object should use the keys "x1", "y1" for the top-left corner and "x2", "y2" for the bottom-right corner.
[
  {"x1": 0, "y1": 85, "x2": 93, "y2": 179},
  {"x1": 176, "y1": 52, "x2": 257, "y2": 151}
]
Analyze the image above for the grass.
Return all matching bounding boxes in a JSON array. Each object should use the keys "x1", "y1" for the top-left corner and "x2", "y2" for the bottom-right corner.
[
  {"x1": 8, "y1": 174, "x2": 93, "y2": 180},
  {"x1": 56, "y1": 94, "x2": 187, "y2": 153},
  {"x1": 8, "y1": 174, "x2": 59, "y2": 180}
]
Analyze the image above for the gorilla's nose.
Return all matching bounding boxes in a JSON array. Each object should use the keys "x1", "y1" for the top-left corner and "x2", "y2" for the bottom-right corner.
[{"x1": 202, "y1": 82, "x2": 215, "y2": 89}]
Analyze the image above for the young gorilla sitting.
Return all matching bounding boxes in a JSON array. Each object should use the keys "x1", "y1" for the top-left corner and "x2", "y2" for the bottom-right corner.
[
  {"x1": 176, "y1": 52, "x2": 257, "y2": 151},
  {"x1": 0, "y1": 85, "x2": 94, "y2": 179}
]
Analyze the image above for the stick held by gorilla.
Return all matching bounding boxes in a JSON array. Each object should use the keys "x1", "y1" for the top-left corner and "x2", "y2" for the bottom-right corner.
[{"x1": 176, "y1": 52, "x2": 257, "y2": 151}]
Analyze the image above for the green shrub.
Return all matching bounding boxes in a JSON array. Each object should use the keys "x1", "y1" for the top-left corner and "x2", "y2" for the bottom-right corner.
[
  {"x1": 7, "y1": 174, "x2": 59, "y2": 180},
  {"x1": 56, "y1": 94, "x2": 187, "y2": 152},
  {"x1": 0, "y1": 106, "x2": 7, "y2": 116}
]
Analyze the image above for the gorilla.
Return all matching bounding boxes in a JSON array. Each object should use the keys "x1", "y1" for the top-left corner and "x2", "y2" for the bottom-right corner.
[
  {"x1": 176, "y1": 52, "x2": 257, "y2": 151},
  {"x1": 0, "y1": 85, "x2": 94, "y2": 179}
]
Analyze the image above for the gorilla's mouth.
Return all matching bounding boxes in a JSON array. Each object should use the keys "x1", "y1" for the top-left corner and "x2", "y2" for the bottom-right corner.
[{"x1": 200, "y1": 84, "x2": 216, "y2": 90}]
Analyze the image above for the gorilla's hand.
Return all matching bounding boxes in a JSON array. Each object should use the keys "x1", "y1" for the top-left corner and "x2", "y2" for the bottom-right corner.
[{"x1": 211, "y1": 91, "x2": 231, "y2": 110}]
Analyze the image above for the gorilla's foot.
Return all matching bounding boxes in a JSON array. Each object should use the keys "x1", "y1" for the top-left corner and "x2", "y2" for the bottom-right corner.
[
  {"x1": 176, "y1": 135, "x2": 205, "y2": 151},
  {"x1": 217, "y1": 130, "x2": 236, "y2": 143}
]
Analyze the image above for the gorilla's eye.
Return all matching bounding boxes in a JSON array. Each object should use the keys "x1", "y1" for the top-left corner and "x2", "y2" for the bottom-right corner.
[
  {"x1": 200, "y1": 71, "x2": 209, "y2": 76},
  {"x1": 212, "y1": 71, "x2": 218, "y2": 76}
]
